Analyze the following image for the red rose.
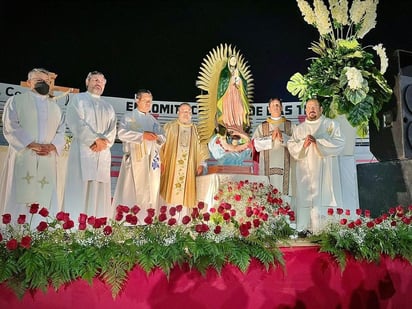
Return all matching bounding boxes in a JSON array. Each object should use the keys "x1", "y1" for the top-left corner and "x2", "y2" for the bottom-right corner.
[
  {"x1": 356, "y1": 209, "x2": 362, "y2": 216},
  {"x1": 201, "y1": 223, "x2": 209, "y2": 232},
  {"x1": 126, "y1": 214, "x2": 138, "y2": 225},
  {"x1": 223, "y1": 213, "x2": 230, "y2": 221},
  {"x1": 20, "y1": 235, "x2": 32, "y2": 248},
  {"x1": 214, "y1": 226, "x2": 221, "y2": 234},
  {"x1": 167, "y1": 218, "x2": 177, "y2": 226},
  {"x1": 115, "y1": 213, "x2": 124, "y2": 221},
  {"x1": 169, "y1": 207, "x2": 176, "y2": 216},
  {"x1": 234, "y1": 194, "x2": 241, "y2": 202},
  {"x1": 160, "y1": 205, "x2": 167, "y2": 213},
  {"x1": 0, "y1": 233, "x2": 2, "y2": 242},
  {"x1": 390, "y1": 221, "x2": 397, "y2": 227},
  {"x1": 340, "y1": 218, "x2": 347, "y2": 225},
  {"x1": 78, "y1": 223, "x2": 87, "y2": 230},
  {"x1": 253, "y1": 218, "x2": 260, "y2": 228},
  {"x1": 355, "y1": 219, "x2": 362, "y2": 226},
  {"x1": 345, "y1": 209, "x2": 350, "y2": 216},
  {"x1": 202, "y1": 213, "x2": 210, "y2": 221},
  {"x1": 78, "y1": 213, "x2": 88, "y2": 224},
  {"x1": 182, "y1": 215, "x2": 191, "y2": 225},
  {"x1": 366, "y1": 221, "x2": 375, "y2": 228},
  {"x1": 56, "y1": 211, "x2": 66, "y2": 221},
  {"x1": 364, "y1": 210, "x2": 371, "y2": 218},
  {"x1": 131, "y1": 205, "x2": 140, "y2": 214},
  {"x1": 39, "y1": 207, "x2": 49, "y2": 218},
  {"x1": 210, "y1": 207, "x2": 216, "y2": 213},
  {"x1": 2, "y1": 214, "x2": 11, "y2": 224},
  {"x1": 348, "y1": 222, "x2": 355, "y2": 229},
  {"x1": 191, "y1": 208, "x2": 199, "y2": 219},
  {"x1": 336, "y1": 208, "x2": 344, "y2": 215},
  {"x1": 158, "y1": 213, "x2": 167, "y2": 222},
  {"x1": 197, "y1": 201, "x2": 205, "y2": 210},
  {"x1": 100, "y1": 217, "x2": 108, "y2": 226},
  {"x1": 176, "y1": 205, "x2": 183, "y2": 212},
  {"x1": 144, "y1": 216, "x2": 153, "y2": 225},
  {"x1": 17, "y1": 215, "x2": 26, "y2": 225},
  {"x1": 6, "y1": 239, "x2": 18, "y2": 250},
  {"x1": 87, "y1": 216, "x2": 96, "y2": 226},
  {"x1": 29, "y1": 203, "x2": 40, "y2": 214},
  {"x1": 103, "y1": 226, "x2": 113, "y2": 235},
  {"x1": 230, "y1": 209, "x2": 236, "y2": 217},
  {"x1": 147, "y1": 208, "x2": 155, "y2": 218},
  {"x1": 36, "y1": 221, "x2": 48, "y2": 232},
  {"x1": 63, "y1": 220, "x2": 74, "y2": 229}
]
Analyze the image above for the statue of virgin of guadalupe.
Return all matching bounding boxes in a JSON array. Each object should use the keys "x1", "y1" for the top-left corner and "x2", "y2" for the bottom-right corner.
[{"x1": 196, "y1": 44, "x2": 254, "y2": 163}]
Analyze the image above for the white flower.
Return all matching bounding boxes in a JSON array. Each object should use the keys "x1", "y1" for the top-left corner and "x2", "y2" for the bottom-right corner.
[
  {"x1": 297, "y1": 0, "x2": 316, "y2": 25},
  {"x1": 345, "y1": 67, "x2": 364, "y2": 89},
  {"x1": 356, "y1": 0, "x2": 378, "y2": 39},
  {"x1": 373, "y1": 43, "x2": 389, "y2": 74},
  {"x1": 314, "y1": 0, "x2": 333, "y2": 36},
  {"x1": 349, "y1": 0, "x2": 367, "y2": 24},
  {"x1": 329, "y1": 0, "x2": 349, "y2": 26}
]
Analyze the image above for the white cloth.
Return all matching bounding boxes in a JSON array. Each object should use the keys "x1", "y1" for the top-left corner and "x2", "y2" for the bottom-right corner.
[
  {"x1": 0, "y1": 91, "x2": 65, "y2": 226},
  {"x1": 112, "y1": 109, "x2": 165, "y2": 223},
  {"x1": 287, "y1": 115, "x2": 345, "y2": 234},
  {"x1": 63, "y1": 92, "x2": 117, "y2": 222},
  {"x1": 252, "y1": 117, "x2": 294, "y2": 198}
]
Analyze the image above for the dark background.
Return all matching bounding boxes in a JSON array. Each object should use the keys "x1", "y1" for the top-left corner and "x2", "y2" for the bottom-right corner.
[{"x1": 1, "y1": 0, "x2": 411, "y2": 102}]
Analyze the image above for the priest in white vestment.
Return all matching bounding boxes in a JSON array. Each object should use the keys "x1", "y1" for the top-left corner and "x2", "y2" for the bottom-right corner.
[
  {"x1": 63, "y1": 71, "x2": 117, "y2": 223},
  {"x1": 287, "y1": 99, "x2": 345, "y2": 234},
  {"x1": 0, "y1": 68, "x2": 66, "y2": 226},
  {"x1": 159, "y1": 103, "x2": 209, "y2": 210},
  {"x1": 252, "y1": 98, "x2": 295, "y2": 204},
  {"x1": 112, "y1": 89, "x2": 166, "y2": 223}
]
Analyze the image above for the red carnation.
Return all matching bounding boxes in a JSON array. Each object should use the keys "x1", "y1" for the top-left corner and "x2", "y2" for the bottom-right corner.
[
  {"x1": 20, "y1": 235, "x2": 32, "y2": 249},
  {"x1": 39, "y1": 207, "x2": 49, "y2": 217},
  {"x1": 17, "y1": 215, "x2": 26, "y2": 225},
  {"x1": 2, "y1": 214, "x2": 11, "y2": 224},
  {"x1": 36, "y1": 221, "x2": 48, "y2": 232},
  {"x1": 29, "y1": 203, "x2": 40, "y2": 214},
  {"x1": 6, "y1": 239, "x2": 18, "y2": 250}
]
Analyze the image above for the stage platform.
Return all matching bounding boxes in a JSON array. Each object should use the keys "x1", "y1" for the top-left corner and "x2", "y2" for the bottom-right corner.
[{"x1": 1, "y1": 245, "x2": 411, "y2": 309}]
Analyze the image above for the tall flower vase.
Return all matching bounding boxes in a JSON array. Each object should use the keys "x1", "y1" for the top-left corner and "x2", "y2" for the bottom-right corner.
[{"x1": 336, "y1": 115, "x2": 360, "y2": 215}]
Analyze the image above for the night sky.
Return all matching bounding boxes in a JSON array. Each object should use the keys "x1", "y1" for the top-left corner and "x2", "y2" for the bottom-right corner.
[{"x1": 1, "y1": 0, "x2": 411, "y2": 103}]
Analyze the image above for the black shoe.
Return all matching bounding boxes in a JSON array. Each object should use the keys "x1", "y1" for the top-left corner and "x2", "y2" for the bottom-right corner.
[{"x1": 297, "y1": 230, "x2": 312, "y2": 238}]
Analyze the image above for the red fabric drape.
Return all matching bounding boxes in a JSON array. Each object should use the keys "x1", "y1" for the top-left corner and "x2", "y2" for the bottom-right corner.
[{"x1": 1, "y1": 246, "x2": 411, "y2": 309}]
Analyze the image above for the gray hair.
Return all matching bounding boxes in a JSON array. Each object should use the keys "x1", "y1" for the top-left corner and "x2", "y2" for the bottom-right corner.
[{"x1": 28, "y1": 68, "x2": 50, "y2": 80}]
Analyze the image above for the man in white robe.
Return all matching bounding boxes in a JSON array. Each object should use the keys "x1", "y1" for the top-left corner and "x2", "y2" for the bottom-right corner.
[
  {"x1": 160, "y1": 103, "x2": 209, "y2": 210},
  {"x1": 112, "y1": 89, "x2": 166, "y2": 223},
  {"x1": 63, "y1": 71, "x2": 117, "y2": 223},
  {"x1": 287, "y1": 99, "x2": 345, "y2": 235},
  {"x1": 0, "y1": 68, "x2": 66, "y2": 225},
  {"x1": 252, "y1": 98, "x2": 294, "y2": 202}
]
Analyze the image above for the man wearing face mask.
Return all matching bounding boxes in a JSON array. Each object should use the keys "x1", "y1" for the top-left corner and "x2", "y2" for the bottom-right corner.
[
  {"x1": 63, "y1": 71, "x2": 117, "y2": 223},
  {"x1": 0, "y1": 68, "x2": 66, "y2": 226}
]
